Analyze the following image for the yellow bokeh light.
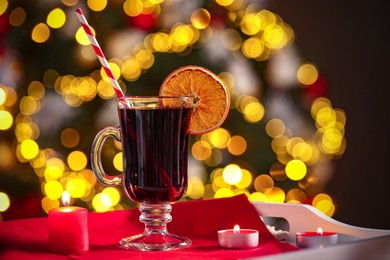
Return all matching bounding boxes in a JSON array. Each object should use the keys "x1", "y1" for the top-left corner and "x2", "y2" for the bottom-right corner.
[
  {"x1": 311, "y1": 97, "x2": 332, "y2": 119},
  {"x1": 0, "y1": 0, "x2": 8, "y2": 16},
  {"x1": 242, "y1": 37, "x2": 264, "y2": 59},
  {"x1": 0, "y1": 110, "x2": 13, "y2": 130},
  {"x1": 210, "y1": 128, "x2": 230, "y2": 148},
  {"x1": 205, "y1": 149, "x2": 223, "y2": 167},
  {"x1": 78, "y1": 77, "x2": 97, "y2": 101},
  {"x1": 122, "y1": 58, "x2": 142, "y2": 82},
  {"x1": 235, "y1": 169, "x2": 252, "y2": 189},
  {"x1": 264, "y1": 187, "x2": 285, "y2": 203},
  {"x1": 243, "y1": 100, "x2": 265, "y2": 123},
  {"x1": 257, "y1": 10, "x2": 273, "y2": 30},
  {"x1": 20, "y1": 96, "x2": 39, "y2": 115},
  {"x1": 76, "y1": 26, "x2": 96, "y2": 46},
  {"x1": 0, "y1": 143, "x2": 13, "y2": 169},
  {"x1": 9, "y1": 7, "x2": 26, "y2": 26},
  {"x1": 232, "y1": 189, "x2": 249, "y2": 196},
  {"x1": 241, "y1": 13, "x2": 262, "y2": 35},
  {"x1": 222, "y1": 164, "x2": 242, "y2": 185},
  {"x1": 286, "y1": 188, "x2": 306, "y2": 203},
  {"x1": 191, "y1": 141, "x2": 212, "y2": 161},
  {"x1": 62, "y1": 0, "x2": 79, "y2": 6},
  {"x1": 285, "y1": 159, "x2": 306, "y2": 181},
  {"x1": 210, "y1": 167, "x2": 223, "y2": 181},
  {"x1": 28, "y1": 81, "x2": 45, "y2": 100},
  {"x1": 316, "y1": 107, "x2": 336, "y2": 128},
  {"x1": 44, "y1": 165, "x2": 63, "y2": 180},
  {"x1": 286, "y1": 137, "x2": 305, "y2": 154},
  {"x1": 31, "y1": 23, "x2": 50, "y2": 43},
  {"x1": 218, "y1": 72, "x2": 234, "y2": 90},
  {"x1": 0, "y1": 87, "x2": 5, "y2": 105},
  {"x1": 254, "y1": 174, "x2": 274, "y2": 193},
  {"x1": 97, "y1": 80, "x2": 115, "y2": 99},
  {"x1": 0, "y1": 192, "x2": 10, "y2": 212},
  {"x1": 312, "y1": 193, "x2": 332, "y2": 207},
  {"x1": 44, "y1": 158, "x2": 65, "y2": 180},
  {"x1": 187, "y1": 176, "x2": 205, "y2": 199},
  {"x1": 30, "y1": 151, "x2": 46, "y2": 171},
  {"x1": 135, "y1": 49, "x2": 155, "y2": 69},
  {"x1": 334, "y1": 108, "x2": 347, "y2": 126},
  {"x1": 66, "y1": 178, "x2": 88, "y2": 198},
  {"x1": 87, "y1": 0, "x2": 107, "y2": 12},
  {"x1": 214, "y1": 188, "x2": 234, "y2": 198},
  {"x1": 101, "y1": 62, "x2": 121, "y2": 82},
  {"x1": 227, "y1": 135, "x2": 247, "y2": 156},
  {"x1": 263, "y1": 24, "x2": 286, "y2": 50},
  {"x1": 170, "y1": 24, "x2": 197, "y2": 47},
  {"x1": 20, "y1": 139, "x2": 39, "y2": 159},
  {"x1": 41, "y1": 196, "x2": 60, "y2": 213},
  {"x1": 322, "y1": 128, "x2": 343, "y2": 150},
  {"x1": 44, "y1": 180, "x2": 64, "y2": 200},
  {"x1": 270, "y1": 162, "x2": 287, "y2": 181},
  {"x1": 150, "y1": 32, "x2": 172, "y2": 52},
  {"x1": 191, "y1": 8, "x2": 210, "y2": 29},
  {"x1": 212, "y1": 175, "x2": 230, "y2": 191},
  {"x1": 248, "y1": 192, "x2": 267, "y2": 202},
  {"x1": 15, "y1": 122, "x2": 38, "y2": 141},
  {"x1": 3, "y1": 87, "x2": 17, "y2": 107},
  {"x1": 113, "y1": 152, "x2": 123, "y2": 171},
  {"x1": 316, "y1": 199, "x2": 335, "y2": 217},
  {"x1": 60, "y1": 128, "x2": 80, "y2": 148},
  {"x1": 47, "y1": 8, "x2": 66, "y2": 29},
  {"x1": 291, "y1": 142, "x2": 313, "y2": 163},
  {"x1": 297, "y1": 63, "x2": 318, "y2": 86},
  {"x1": 215, "y1": 0, "x2": 234, "y2": 6},
  {"x1": 68, "y1": 151, "x2": 87, "y2": 171},
  {"x1": 123, "y1": 0, "x2": 143, "y2": 17},
  {"x1": 266, "y1": 118, "x2": 285, "y2": 138},
  {"x1": 63, "y1": 93, "x2": 83, "y2": 107},
  {"x1": 92, "y1": 193, "x2": 112, "y2": 212},
  {"x1": 102, "y1": 187, "x2": 120, "y2": 206}
]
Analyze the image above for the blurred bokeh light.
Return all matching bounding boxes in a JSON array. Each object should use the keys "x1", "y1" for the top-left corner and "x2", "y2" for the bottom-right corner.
[{"x1": 0, "y1": 0, "x2": 347, "y2": 220}]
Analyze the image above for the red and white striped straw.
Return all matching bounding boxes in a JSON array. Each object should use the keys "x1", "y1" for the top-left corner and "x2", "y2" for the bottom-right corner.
[{"x1": 75, "y1": 8, "x2": 124, "y2": 98}]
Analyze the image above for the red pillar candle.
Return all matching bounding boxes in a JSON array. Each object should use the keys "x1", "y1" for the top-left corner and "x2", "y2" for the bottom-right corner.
[{"x1": 48, "y1": 191, "x2": 89, "y2": 255}]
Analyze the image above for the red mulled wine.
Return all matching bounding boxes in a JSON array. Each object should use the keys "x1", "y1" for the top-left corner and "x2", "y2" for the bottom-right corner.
[{"x1": 119, "y1": 107, "x2": 191, "y2": 203}]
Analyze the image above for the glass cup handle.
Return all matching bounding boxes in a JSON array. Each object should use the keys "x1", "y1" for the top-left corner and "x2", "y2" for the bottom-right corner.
[{"x1": 91, "y1": 126, "x2": 122, "y2": 186}]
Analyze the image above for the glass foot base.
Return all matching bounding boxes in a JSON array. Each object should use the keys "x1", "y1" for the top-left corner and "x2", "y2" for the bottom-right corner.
[{"x1": 119, "y1": 232, "x2": 191, "y2": 251}]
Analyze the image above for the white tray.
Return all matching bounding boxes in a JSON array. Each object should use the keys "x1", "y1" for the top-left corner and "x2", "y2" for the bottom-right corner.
[{"x1": 251, "y1": 202, "x2": 390, "y2": 260}]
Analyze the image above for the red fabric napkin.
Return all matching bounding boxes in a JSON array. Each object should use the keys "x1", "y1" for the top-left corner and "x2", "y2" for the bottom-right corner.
[{"x1": 0, "y1": 194, "x2": 299, "y2": 259}]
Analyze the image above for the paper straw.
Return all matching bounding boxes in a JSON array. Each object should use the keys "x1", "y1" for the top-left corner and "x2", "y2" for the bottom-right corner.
[{"x1": 75, "y1": 8, "x2": 124, "y2": 98}]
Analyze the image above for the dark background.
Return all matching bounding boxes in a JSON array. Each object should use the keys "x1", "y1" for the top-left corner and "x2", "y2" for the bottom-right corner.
[{"x1": 268, "y1": 1, "x2": 389, "y2": 229}]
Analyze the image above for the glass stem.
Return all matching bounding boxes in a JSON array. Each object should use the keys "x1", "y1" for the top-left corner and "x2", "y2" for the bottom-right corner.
[
  {"x1": 119, "y1": 201, "x2": 191, "y2": 250},
  {"x1": 139, "y1": 202, "x2": 172, "y2": 235}
]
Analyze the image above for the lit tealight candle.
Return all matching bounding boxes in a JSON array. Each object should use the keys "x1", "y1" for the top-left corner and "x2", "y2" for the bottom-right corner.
[
  {"x1": 48, "y1": 191, "x2": 89, "y2": 255},
  {"x1": 296, "y1": 227, "x2": 338, "y2": 248},
  {"x1": 218, "y1": 225, "x2": 259, "y2": 249}
]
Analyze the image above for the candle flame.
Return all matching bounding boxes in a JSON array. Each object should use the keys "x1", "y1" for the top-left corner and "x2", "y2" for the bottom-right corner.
[
  {"x1": 233, "y1": 224, "x2": 240, "y2": 234},
  {"x1": 317, "y1": 227, "x2": 323, "y2": 235},
  {"x1": 62, "y1": 191, "x2": 70, "y2": 207}
]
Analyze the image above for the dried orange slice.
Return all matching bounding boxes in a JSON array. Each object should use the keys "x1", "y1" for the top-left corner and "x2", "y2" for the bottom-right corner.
[{"x1": 159, "y1": 65, "x2": 230, "y2": 135}]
